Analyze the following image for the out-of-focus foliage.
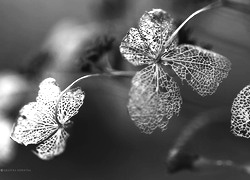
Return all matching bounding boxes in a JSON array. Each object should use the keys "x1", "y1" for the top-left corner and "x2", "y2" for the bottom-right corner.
[
  {"x1": 0, "y1": 72, "x2": 28, "y2": 113},
  {"x1": 0, "y1": 114, "x2": 16, "y2": 167},
  {"x1": 79, "y1": 34, "x2": 115, "y2": 73},
  {"x1": 20, "y1": 20, "x2": 107, "y2": 78}
]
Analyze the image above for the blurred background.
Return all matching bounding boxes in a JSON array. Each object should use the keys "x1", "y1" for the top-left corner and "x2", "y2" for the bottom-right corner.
[{"x1": 0, "y1": 0, "x2": 250, "y2": 179}]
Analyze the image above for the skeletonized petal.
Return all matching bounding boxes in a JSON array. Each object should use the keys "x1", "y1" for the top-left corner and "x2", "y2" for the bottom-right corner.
[
  {"x1": 231, "y1": 85, "x2": 250, "y2": 138},
  {"x1": 161, "y1": 44, "x2": 231, "y2": 96},
  {"x1": 36, "y1": 78, "x2": 61, "y2": 110},
  {"x1": 128, "y1": 64, "x2": 182, "y2": 134},
  {"x1": 120, "y1": 28, "x2": 154, "y2": 66},
  {"x1": 57, "y1": 87, "x2": 85, "y2": 124},
  {"x1": 138, "y1": 9, "x2": 177, "y2": 55},
  {"x1": 34, "y1": 128, "x2": 69, "y2": 160},
  {"x1": 10, "y1": 102, "x2": 58, "y2": 146}
]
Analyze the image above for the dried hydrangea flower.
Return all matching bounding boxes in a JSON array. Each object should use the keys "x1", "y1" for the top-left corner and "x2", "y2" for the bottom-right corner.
[
  {"x1": 10, "y1": 78, "x2": 84, "y2": 160},
  {"x1": 120, "y1": 9, "x2": 231, "y2": 134},
  {"x1": 231, "y1": 85, "x2": 250, "y2": 138}
]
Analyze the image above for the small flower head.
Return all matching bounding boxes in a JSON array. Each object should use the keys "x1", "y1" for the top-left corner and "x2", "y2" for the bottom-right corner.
[
  {"x1": 10, "y1": 78, "x2": 84, "y2": 160},
  {"x1": 120, "y1": 9, "x2": 231, "y2": 134}
]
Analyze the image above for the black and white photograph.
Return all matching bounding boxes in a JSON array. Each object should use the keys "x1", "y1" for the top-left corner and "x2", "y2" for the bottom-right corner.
[{"x1": 0, "y1": 0, "x2": 250, "y2": 179}]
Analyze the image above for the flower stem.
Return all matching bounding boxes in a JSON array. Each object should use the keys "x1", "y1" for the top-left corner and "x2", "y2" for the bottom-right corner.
[
  {"x1": 107, "y1": 70, "x2": 136, "y2": 78},
  {"x1": 55, "y1": 70, "x2": 135, "y2": 124},
  {"x1": 59, "y1": 70, "x2": 136, "y2": 98},
  {"x1": 60, "y1": 74, "x2": 101, "y2": 97},
  {"x1": 165, "y1": 0, "x2": 223, "y2": 46}
]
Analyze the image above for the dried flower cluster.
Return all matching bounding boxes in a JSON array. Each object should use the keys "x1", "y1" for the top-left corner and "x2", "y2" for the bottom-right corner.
[
  {"x1": 10, "y1": 6, "x2": 234, "y2": 161},
  {"x1": 11, "y1": 78, "x2": 84, "y2": 160},
  {"x1": 120, "y1": 9, "x2": 231, "y2": 133}
]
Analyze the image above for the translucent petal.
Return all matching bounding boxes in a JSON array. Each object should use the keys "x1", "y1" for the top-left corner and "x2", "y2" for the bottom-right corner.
[
  {"x1": 10, "y1": 102, "x2": 58, "y2": 146},
  {"x1": 57, "y1": 87, "x2": 85, "y2": 125},
  {"x1": 231, "y1": 85, "x2": 250, "y2": 138},
  {"x1": 128, "y1": 64, "x2": 182, "y2": 134},
  {"x1": 120, "y1": 28, "x2": 155, "y2": 66},
  {"x1": 36, "y1": 78, "x2": 61, "y2": 109},
  {"x1": 34, "y1": 128, "x2": 69, "y2": 160},
  {"x1": 161, "y1": 44, "x2": 231, "y2": 96},
  {"x1": 138, "y1": 9, "x2": 177, "y2": 56}
]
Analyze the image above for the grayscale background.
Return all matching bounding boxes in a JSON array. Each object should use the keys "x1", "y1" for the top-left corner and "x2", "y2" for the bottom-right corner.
[{"x1": 0, "y1": 0, "x2": 250, "y2": 180}]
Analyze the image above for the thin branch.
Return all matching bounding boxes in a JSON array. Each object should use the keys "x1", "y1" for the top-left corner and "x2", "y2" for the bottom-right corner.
[
  {"x1": 165, "y1": 0, "x2": 223, "y2": 47},
  {"x1": 107, "y1": 70, "x2": 136, "y2": 78},
  {"x1": 54, "y1": 69, "x2": 135, "y2": 125},
  {"x1": 168, "y1": 106, "x2": 229, "y2": 160},
  {"x1": 166, "y1": 106, "x2": 250, "y2": 175},
  {"x1": 59, "y1": 70, "x2": 136, "y2": 100}
]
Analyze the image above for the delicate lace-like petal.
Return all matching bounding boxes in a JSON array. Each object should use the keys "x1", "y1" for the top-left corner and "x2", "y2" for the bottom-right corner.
[
  {"x1": 128, "y1": 64, "x2": 182, "y2": 134},
  {"x1": 120, "y1": 28, "x2": 155, "y2": 66},
  {"x1": 161, "y1": 44, "x2": 231, "y2": 96},
  {"x1": 34, "y1": 128, "x2": 69, "y2": 160},
  {"x1": 231, "y1": 85, "x2": 250, "y2": 138},
  {"x1": 121, "y1": 9, "x2": 231, "y2": 134},
  {"x1": 138, "y1": 9, "x2": 177, "y2": 55},
  {"x1": 10, "y1": 102, "x2": 58, "y2": 146},
  {"x1": 10, "y1": 77, "x2": 85, "y2": 160},
  {"x1": 36, "y1": 78, "x2": 61, "y2": 109},
  {"x1": 57, "y1": 87, "x2": 85, "y2": 124}
]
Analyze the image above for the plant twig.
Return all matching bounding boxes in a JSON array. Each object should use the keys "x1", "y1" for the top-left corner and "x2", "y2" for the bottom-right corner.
[
  {"x1": 165, "y1": 0, "x2": 223, "y2": 47},
  {"x1": 59, "y1": 70, "x2": 136, "y2": 101},
  {"x1": 166, "y1": 106, "x2": 250, "y2": 175}
]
